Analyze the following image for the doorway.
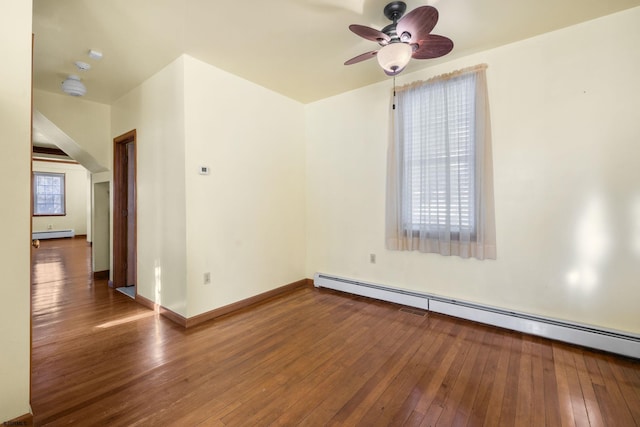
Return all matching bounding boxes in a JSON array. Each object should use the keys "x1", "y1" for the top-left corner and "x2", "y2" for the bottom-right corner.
[{"x1": 113, "y1": 130, "x2": 137, "y2": 295}]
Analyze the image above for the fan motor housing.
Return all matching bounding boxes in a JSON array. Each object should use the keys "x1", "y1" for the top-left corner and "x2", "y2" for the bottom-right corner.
[
  {"x1": 381, "y1": 2, "x2": 407, "y2": 43},
  {"x1": 381, "y1": 24, "x2": 399, "y2": 43}
]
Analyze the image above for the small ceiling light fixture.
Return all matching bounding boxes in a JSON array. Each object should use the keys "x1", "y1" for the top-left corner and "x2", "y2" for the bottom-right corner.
[
  {"x1": 376, "y1": 42, "x2": 413, "y2": 75},
  {"x1": 88, "y1": 49, "x2": 103, "y2": 60},
  {"x1": 75, "y1": 61, "x2": 91, "y2": 71},
  {"x1": 61, "y1": 75, "x2": 87, "y2": 97}
]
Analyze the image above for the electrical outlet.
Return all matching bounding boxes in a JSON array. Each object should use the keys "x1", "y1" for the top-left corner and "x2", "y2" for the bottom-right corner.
[
  {"x1": 203, "y1": 272, "x2": 211, "y2": 285},
  {"x1": 370, "y1": 253, "x2": 376, "y2": 264}
]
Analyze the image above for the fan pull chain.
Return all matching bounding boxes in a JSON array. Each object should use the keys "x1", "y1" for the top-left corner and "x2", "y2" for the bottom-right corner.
[{"x1": 392, "y1": 75, "x2": 396, "y2": 110}]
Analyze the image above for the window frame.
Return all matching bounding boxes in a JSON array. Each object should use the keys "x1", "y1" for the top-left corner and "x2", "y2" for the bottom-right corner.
[{"x1": 33, "y1": 171, "x2": 66, "y2": 217}]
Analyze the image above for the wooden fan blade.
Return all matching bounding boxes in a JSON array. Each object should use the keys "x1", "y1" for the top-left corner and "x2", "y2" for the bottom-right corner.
[
  {"x1": 412, "y1": 34, "x2": 454, "y2": 59},
  {"x1": 344, "y1": 50, "x2": 378, "y2": 65},
  {"x1": 396, "y1": 6, "x2": 438, "y2": 43},
  {"x1": 349, "y1": 24, "x2": 390, "y2": 43}
]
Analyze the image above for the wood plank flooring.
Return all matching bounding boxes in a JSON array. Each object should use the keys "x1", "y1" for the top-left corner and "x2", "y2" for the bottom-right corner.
[{"x1": 31, "y1": 238, "x2": 640, "y2": 426}]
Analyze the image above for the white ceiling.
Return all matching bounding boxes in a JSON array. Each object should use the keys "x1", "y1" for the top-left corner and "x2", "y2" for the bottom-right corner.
[{"x1": 33, "y1": 0, "x2": 640, "y2": 105}]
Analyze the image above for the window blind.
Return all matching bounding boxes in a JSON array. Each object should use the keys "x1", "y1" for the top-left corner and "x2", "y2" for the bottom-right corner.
[{"x1": 398, "y1": 73, "x2": 476, "y2": 235}]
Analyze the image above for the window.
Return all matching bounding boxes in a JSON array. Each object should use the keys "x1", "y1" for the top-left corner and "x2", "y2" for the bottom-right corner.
[
  {"x1": 33, "y1": 172, "x2": 66, "y2": 216},
  {"x1": 386, "y1": 65, "x2": 496, "y2": 259},
  {"x1": 403, "y1": 73, "x2": 475, "y2": 235}
]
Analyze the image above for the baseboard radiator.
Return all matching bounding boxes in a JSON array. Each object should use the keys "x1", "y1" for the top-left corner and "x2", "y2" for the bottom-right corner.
[
  {"x1": 32, "y1": 229, "x2": 75, "y2": 240},
  {"x1": 314, "y1": 273, "x2": 640, "y2": 359}
]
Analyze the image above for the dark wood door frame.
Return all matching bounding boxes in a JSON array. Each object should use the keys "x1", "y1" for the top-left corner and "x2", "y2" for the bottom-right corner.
[{"x1": 112, "y1": 130, "x2": 137, "y2": 289}]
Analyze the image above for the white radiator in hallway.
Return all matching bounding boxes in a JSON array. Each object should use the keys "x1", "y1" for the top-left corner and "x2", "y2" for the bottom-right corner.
[{"x1": 32, "y1": 229, "x2": 75, "y2": 240}]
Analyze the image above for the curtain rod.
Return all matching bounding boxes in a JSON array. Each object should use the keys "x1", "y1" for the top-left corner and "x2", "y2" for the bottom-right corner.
[{"x1": 396, "y1": 63, "x2": 488, "y2": 92}]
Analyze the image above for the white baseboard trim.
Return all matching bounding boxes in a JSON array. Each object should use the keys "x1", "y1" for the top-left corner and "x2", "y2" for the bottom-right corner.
[{"x1": 314, "y1": 273, "x2": 640, "y2": 359}]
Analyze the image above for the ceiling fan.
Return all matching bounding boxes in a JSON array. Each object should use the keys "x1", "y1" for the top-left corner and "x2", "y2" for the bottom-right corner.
[{"x1": 344, "y1": 1, "x2": 453, "y2": 76}]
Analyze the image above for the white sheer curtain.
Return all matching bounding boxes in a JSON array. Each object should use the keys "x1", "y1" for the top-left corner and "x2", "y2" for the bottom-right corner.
[{"x1": 386, "y1": 65, "x2": 496, "y2": 259}]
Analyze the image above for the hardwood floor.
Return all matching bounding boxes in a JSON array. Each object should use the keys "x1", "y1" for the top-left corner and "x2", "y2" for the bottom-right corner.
[{"x1": 31, "y1": 238, "x2": 640, "y2": 426}]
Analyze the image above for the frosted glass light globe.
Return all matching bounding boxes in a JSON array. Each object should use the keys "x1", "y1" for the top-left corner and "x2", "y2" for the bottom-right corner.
[
  {"x1": 377, "y1": 43, "x2": 412, "y2": 74},
  {"x1": 62, "y1": 75, "x2": 87, "y2": 97}
]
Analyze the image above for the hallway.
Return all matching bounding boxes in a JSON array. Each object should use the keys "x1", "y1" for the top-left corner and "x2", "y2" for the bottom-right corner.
[{"x1": 31, "y1": 237, "x2": 176, "y2": 424}]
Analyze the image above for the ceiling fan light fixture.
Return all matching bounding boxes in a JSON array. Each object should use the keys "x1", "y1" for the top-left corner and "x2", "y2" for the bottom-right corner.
[
  {"x1": 345, "y1": 3, "x2": 452, "y2": 74},
  {"x1": 377, "y1": 42, "x2": 412, "y2": 74},
  {"x1": 61, "y1": 75, "x2": 86, "y2": 97}
]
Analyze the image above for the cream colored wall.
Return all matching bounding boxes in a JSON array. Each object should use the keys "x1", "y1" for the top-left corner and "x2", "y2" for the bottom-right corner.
[
  {"x1": 92, "y1": 171, "x2": 111, "y2": 273},
  {"x1": 111, "y1": 54, "x2": 306, "y2": 318},
  {"x1": 92, "y1": 181, "x2": 110, "y2": 273},
  {"x1": 32, "y1": 161, "x2": 90, "y2": 235},
  {"x1": 111, "y1": 57, "x2": 188, "y2": 315},
  {"x1": 34, "y1": 90, "x2": 111, "y2": 170},
  {"x1": 183, "y1": 56, "x2": 306, "y2": 317},
  {"x1": 305, "y1": 7, "x2": 640, "y2": 334},
  {"x1": 0, "y1": 0, "x2": 32, "y2": 420}
]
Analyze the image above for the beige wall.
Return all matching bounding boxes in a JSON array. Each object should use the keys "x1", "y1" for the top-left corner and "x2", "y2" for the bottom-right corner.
[
  {"x1": 305, "y1": 7, "x2": 640, "y2": 334},
  {"x1": 92, "y1": 179, "x2": 111, "y2": 273},
  {"x1": 112, "y1": 56, "x2": 188, "y2": 315},
  {"x1": 0, "y1": 0, "x2": 32, "y2": 421},
  {"x1": 34, "y1": 90, "x2": 111, "y2": 170},
  {"x1": 112, "y1": 55, "x2": 307, "y2": 318},
  {"x1": 91, "y1": 171, "x2": 111, "y2": 270},
  {"x1": 183, "y1": 56, "x2": 306, "y2": 317},
  {"x1": 32, "y1": 161, "x2": 90, "y2": 235}
]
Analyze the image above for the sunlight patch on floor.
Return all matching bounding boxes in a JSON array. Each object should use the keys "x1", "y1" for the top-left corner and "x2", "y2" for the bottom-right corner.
[{"x1": 94, "y1": 311, "x2": 156, "y2": 329}]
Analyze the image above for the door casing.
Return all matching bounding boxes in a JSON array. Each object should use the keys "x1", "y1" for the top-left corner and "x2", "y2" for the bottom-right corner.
[{"x1": 112, "y1": 130, "x2": 137, "y2": 289}]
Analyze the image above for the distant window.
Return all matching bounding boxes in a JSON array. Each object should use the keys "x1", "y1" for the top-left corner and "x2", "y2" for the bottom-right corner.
[{"x1": 33, "y1": 172, "x2": 66, "y2": 216}]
